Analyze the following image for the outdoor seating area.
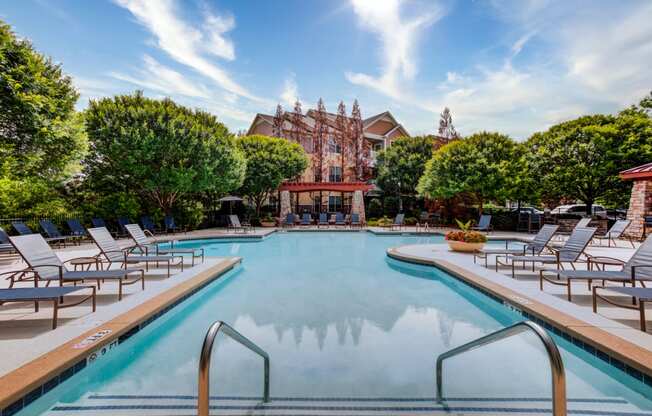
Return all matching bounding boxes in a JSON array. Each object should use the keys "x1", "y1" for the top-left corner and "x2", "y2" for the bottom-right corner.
[{"x1": 282, "y1": 212, "x2": 367, "y2": 228}]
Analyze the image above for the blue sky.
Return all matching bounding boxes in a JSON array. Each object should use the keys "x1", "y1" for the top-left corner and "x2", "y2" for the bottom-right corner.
[{"x1": 2, "y1": 0, "x2": 651, "y2": 138}]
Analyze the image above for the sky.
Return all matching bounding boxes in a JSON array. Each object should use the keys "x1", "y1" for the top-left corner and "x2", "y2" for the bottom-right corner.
[{"x1": 2, "y1": 0, "x2": 652, "y2": 139}]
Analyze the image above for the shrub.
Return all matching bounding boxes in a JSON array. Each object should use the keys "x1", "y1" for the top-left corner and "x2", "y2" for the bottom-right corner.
[
  {"x1": 367, "y1": 199, "x2": 383, "y2": 218},
  {"x1": 445, "y1": 230, "x2": 487, "y2": 243},
  {"x1": 404, "y1": 217, "x2": 418, "y2": 225}
]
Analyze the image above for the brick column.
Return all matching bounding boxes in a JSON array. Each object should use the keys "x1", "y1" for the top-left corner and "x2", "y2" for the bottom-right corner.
[
  {"x1": 280, "y1": 190, "x2": 291, "y2": 219},
  {"x1": 351, "y1": 190, "x2": 365, "y2": 223},
  {"x1": 625, "y1": 179, "x2": 652, "y2": 238}
]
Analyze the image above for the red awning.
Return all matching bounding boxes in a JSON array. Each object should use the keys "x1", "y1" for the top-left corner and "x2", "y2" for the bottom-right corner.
[
  {"x1": 620, "y1": 162, "x2": 652, "y2": 180},
  {"x1": 279, "y1": 182, "x2": 374, "y2": 192}
]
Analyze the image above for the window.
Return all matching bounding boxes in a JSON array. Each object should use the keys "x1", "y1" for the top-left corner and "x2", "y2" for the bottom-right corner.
[
  {"x1": 329, "y1": 166, "x2": 342, "y2": 182},
  {"x1": 328, "y1": 136, "x2": 342, "y2": 154},
  {"x1": 328, "y1": 195, "x2": 343, "y2": 212}
]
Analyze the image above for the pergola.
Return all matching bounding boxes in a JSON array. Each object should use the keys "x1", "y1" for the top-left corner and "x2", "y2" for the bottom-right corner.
[{"x1": 278, "y1": 182, "x2": 374, "y2": 221}]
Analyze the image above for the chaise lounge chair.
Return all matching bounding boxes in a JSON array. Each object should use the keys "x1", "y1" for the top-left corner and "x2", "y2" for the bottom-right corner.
[
  {"x1": 8, "y1": 234, "x2": 145, "y2": 301},
  {"x1": 335, "y1": 212, "x2": 346, "y2": 226},
  {"x1": 228, "y1": 215, "x2": 253, "y2": 233},
  {"x1": 40, "y1": 219, "x2": 78, "y2": 246},
  {"x1": 87, "y1": 227, "x2": 184, "y2": 278},
  {"x1": 552, "y1": 217, "x2": 591, "y2": 244},
  {"x1": 0, "y1": 227, "x2": 15, "y2": 255},
  {"x1": 317, "y1": 213, "x2": 329, "y2": 228},
  {"x1": 141, "y1": 216, "x2": 162, "y2": 234},
  {"x1": 12, "y1": 221, "x2": 68, "y2": 247},
  {"x1": 474, "y1": 224, "x2": 559, "y2": 269},
  {"x1": 540, "y1": 234, "x2": 652, "y2": 301},
  {"x1": 66, "y1": 218, "x2": 89, "y2": 240},
  {"x1": 92, "y1": 218, "x2": 118, "y2": 237},
  {"x1": 390, "y1": 213, "x2": 405, "y2": 231},
  {"x1": 300, "y1": 213, "x2": 312, "y2": 226},
  {"x1": 471, "y1": 214, "x2": 492, "y2": 232},
  {"x1": 0, "y1": 273, "x2": 95, "y2": 330},
  {"x1": 164, "y1": 215, "x2": 184, "y2": 234},
  {"x1": 496, "y1": 227, "x2": 596, "y2": 278},
  {"x1": 117, "y1": 217, "x2": 132, "y2": 236},
  {"x1": 593, "y1": 286, "x2": 652, "y2": 332},
  {"x1": 593, "y1": 219, "x2": 634, "y2": 248},
  {"x1": 125, "y1": 224, "x2": 204, "y2": 266}
]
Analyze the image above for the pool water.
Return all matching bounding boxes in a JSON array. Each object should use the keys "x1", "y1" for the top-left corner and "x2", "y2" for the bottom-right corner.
[{"x1": 24, "y1": 233, "x2": 652, "y2": 415}]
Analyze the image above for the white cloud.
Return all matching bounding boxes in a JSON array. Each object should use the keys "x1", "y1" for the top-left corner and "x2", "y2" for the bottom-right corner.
[
  {"x1": 346, "y1": 0, "x2": 444, "y2": 99},
  {"x1": 109, "y1": 55, "x2": 209, "y2": 98},
  {"x1": 113, "y1": 0, "x2": 264, "y2": 102},
  {"x1": 280, "y1": 74, "x2": 299, "y2": 107}
]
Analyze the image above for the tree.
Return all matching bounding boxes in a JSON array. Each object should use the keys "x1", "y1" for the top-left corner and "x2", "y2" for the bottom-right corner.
[
  {"x1": 376, "y1": 136, "x2": 435, "y2": 212},
  {"x1": 237, "y1": 135, "x2": 308, "y2": 215},
  {"x1": 438, "y1": 107, "x2": 459, "y2": 142},
  {"x1": 290, "y1": 100, "x2": 309, "y2": 150},
  {"x1": 349, "y1": 99, "x2": 369, "y2": 181},
  {"x1": 272, "y1": 104, "x2": 284, "y2": 137},
  {"x1": 312, "y1": 98, "x2": 328, "y2": 182},
  {"x1": 84, "y1": 91, "x2": 246, "y2": 213},
  {"x1": 527, "y1": 112, "x2": 652, "y2": 213},
  {"x1": 335, "y1": 101, "x2": 348, "y2": 179},
  {"x1": 418, "y1": 132, "x2": 519, "y2": 213},
  {"x1": 0, "y1": 20, "x2": 83, "y2": 181}
]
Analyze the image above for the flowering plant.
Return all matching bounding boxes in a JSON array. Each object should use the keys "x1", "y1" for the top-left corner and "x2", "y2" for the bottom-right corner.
[{"x1": 445, "y1": 219, "x2": 488, "y2": 243}]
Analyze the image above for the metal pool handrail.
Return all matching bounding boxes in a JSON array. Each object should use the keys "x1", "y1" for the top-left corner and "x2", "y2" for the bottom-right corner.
[
  {"x1": 198, "y1": 320, "x2": 270, "y2": 416},
  {"x1": 436, "y1": 320, "x2": 566, "y2": 416}
]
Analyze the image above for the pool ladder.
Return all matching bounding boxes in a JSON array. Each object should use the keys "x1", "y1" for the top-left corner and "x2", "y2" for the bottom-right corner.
[
  {"x1": 197, "y1": 320, "x2": 270, "y2": 416},
  {"x1": 436, "y1": 320, "x2": 566, "y2": 416},
  {"x1": 196, "y1": 320, "x2": 565, "y2": 416}
]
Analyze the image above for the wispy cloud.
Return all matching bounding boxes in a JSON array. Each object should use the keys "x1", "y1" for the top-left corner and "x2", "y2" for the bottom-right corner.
[
  {"x1": 113, "y1": 0, "x2": 264, "y2": 102},
  {"x1": 345, "y1": 0, "x2": 444, "y2": 99},
  {"x1": 280, "y1": 74, "x2": 299, "y2": 107}
]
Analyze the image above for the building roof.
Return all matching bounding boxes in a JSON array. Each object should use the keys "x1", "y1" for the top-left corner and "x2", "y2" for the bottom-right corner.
[{"x1": 620, "y1": 163, "x2": 652, "y2": 180}]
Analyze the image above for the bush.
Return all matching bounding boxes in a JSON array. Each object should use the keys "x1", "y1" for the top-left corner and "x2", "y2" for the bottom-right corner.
[
  {"x1": 445, "y1": 230, "x2": 487, "y2": 243},
  {"x1": 404, "y1": 217, "x2": 417, "y2": 226},
  {"x1": 367, "y1": 198, "x2": 383, "y2": 218},
  {"x1": 383, "y1": 197, "x2": 400, "y2": 216}
]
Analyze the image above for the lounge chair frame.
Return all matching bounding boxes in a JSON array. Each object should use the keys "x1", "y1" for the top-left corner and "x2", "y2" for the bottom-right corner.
[
  {"x1": 593, "y1": 285, "x2": 652, "y2": 332},
  {"x1": 125, "y1": 224, "x2": 204, "y2": 266}
]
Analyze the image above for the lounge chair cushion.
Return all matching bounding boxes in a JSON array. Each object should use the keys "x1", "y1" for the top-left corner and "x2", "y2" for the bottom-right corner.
[
  {"x1": 540, "y1": 269, "x2": 630, "y2": 281},
  {"x1": 598, "y1": 286, "x2": 652, "y2": 301},
  {"x1": 0, "y1": 286, "x2": 91, "y2": 301},
  {"x1": 509, "y1": 255, "x2": 559, "y2": 263}
]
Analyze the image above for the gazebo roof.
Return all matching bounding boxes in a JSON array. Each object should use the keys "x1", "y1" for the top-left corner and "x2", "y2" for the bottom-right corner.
[
  {"x1": 620, "y1": 163, "x2": 652, "y2": 180},
  {"x1": 279, "y1": 182, "x2": 374, "y2": 193}
]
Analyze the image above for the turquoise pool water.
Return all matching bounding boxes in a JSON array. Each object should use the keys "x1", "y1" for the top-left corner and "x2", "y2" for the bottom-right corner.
[{"x1": 23, "y1": 232, "x2": 652, "y2": 415}]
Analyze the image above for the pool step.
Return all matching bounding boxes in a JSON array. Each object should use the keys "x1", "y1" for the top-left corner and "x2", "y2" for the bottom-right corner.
[{"x1": 43, "y1": 394, "x2": 652, "y2": 416}]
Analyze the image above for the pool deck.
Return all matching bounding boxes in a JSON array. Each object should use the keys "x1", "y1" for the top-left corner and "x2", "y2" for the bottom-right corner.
[{"x1": 387, "y1": 241, "x2": 652, "y2": 376}]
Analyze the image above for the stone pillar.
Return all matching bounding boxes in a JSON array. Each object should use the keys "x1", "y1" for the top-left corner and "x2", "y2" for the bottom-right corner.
[
  {"x1": 625, "y1": 179, "x2": 652, "y2": 238},
  {"x1": 280, "y1": 190, "x2": 291, "y2": 219},
  {"x1": 351, "y1": 190, "x2": 365, "y2": 223}
]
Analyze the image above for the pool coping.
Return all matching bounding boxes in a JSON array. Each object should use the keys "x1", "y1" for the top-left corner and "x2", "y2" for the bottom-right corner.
[
  {"x1": 0, "y1": 257, "x2": 242, "y2": 415},
  {"x1": 386, "y1": 247, "x2": 652, "y2": 384}
]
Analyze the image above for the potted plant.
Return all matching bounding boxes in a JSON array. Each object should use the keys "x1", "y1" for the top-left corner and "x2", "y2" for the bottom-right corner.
[
  {"x1": 445, "y1": 219, "x2": 488, "y2": 252},
  {"x1": 260, "y1": 213, "x2": 276, "y2": 227}
]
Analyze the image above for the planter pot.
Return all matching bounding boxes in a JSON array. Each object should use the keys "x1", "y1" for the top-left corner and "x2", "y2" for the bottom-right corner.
[
  {"x1": 447, "y1": 240, "x2": 485, "y2": 253},
  {"x1": 260, "y1": 221, "x2": 276, "y2": 228}
]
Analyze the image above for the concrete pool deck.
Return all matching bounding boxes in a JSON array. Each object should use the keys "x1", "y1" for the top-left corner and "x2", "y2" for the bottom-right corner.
[{"x1": 387, "y1": 241, "x2": 652, "y2": 375}]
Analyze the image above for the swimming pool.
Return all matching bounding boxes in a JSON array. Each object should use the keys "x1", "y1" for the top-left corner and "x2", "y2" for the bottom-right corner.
[{"x1": 21, "y1": 232, "x2": 652, "y2": 415}]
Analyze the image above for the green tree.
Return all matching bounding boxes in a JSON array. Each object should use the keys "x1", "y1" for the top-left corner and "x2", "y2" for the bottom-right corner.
[
  {"x1": 527, "y1": 112, "x2": 652, "y2": 213},
  {"x1": 0, "y1": 20, "x2": 81, "y2": 180},
  {"x1": 84, "y1": 92, "x2": 246, "y2": 213},
  {"x1": 376, "y1": 135, "x2": 435, "y2": 212},
  {"x1": 418, "y1": 132, "x2": 518, "y2": 213},
  {"x1": 236, "y1": 135, "x2": 308, "y2": 215}
]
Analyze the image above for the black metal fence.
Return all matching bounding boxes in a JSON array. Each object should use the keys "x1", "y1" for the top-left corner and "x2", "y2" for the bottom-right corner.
[{"x1": 0, "y1": 212, "x2": 85, "y2": 235}]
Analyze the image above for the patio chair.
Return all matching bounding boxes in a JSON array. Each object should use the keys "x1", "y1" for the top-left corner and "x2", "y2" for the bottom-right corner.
[
  {"x1": 318, "y1": 213, "x2": 329, "y2": 228},
  {"x1": 141, "y1": 216, "x2": 162, "y2": 234},
  {"x1": 593, "y1": 219, "x2": 634, "y2": 248},
  {"x1": 540, "y1": 234, "x2": 652, "y2": 301},
  {"x1": 284, "y1": 213, "x2": 296, "y2": 228},
  {"x1": 390, "y1": 213, "x2": 404, "y2": 230},
  {"x1": 12, "y1": 221, "x2": 67, "y2": 247},
  {"x1": 125, "y1": 224, "x2": 204, "y2": 266},
  {"x1": 117, "y1": 217, "x2": 131, "y2": 236},
  {"x1": 496, "y1": 227, "x2": 596, "y2": 278},
  {"x1": 0, "y1": 226, "x2": 15, "y2": 254},
  {"x1": 593, "y1": 286, "x2": 652, "y2": 332},
  {"x1": 335, "y1": 212, "x2": 346, "y2": 226},
  {"x1": 350, "y1": 213, "x2": 362, "y2": 229},
  {"x1": 227, "y1": 215, "x2": 253, "y2": 233},
  {"x1": 300, "y1": 213, "x2": 312, "y2": 226},
  {"x1": 552, "y1": 217, "x2": 591, "y2": 243},
  {"x1": 0, "y1": 277, "x2": 95, "y2": 330},
  {"x1": 66, "y1": 219, "x2": 89, "y2": 239},
  {"x1": 471, "y1": 214, "x2": 492, "y2": 232},
  {"x1": 164, "y1": 215, "x2": 184, "y2": 234},
  {"x1": 40, "y1": 219, "x2": 78, "y2": 246},
  {"x1": 474, "y1": 224, "x2": 559, "y2": 269},
  {"x1": 87, "y1": 227, "x2": 184, "y2": 278},
  {"x1": 8, "y1": 234, "x2": 145, "y2": 301},
  {"x1": 91, "y1": 218, "x2": 118, "y2": 237}
]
